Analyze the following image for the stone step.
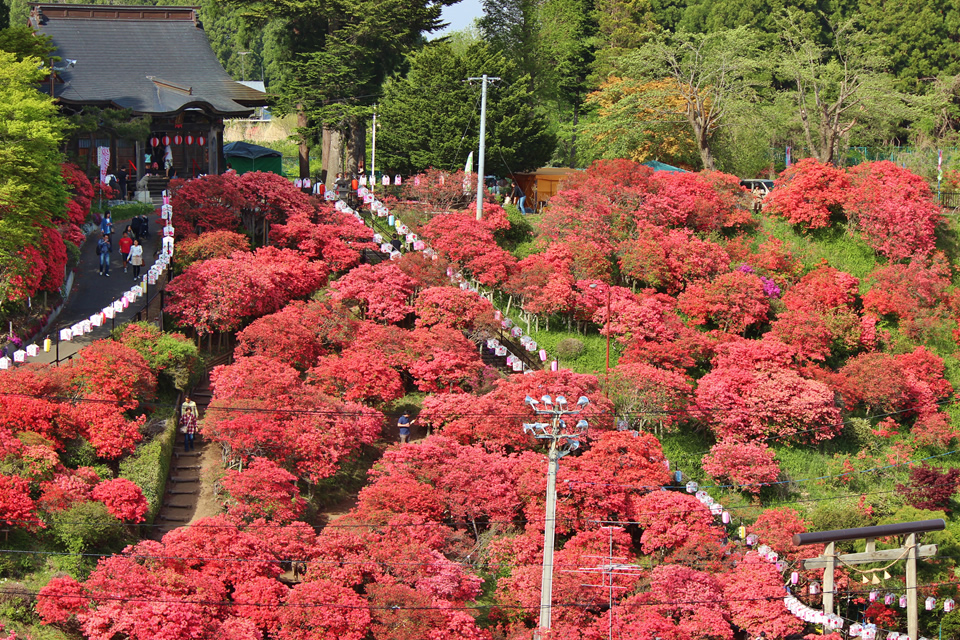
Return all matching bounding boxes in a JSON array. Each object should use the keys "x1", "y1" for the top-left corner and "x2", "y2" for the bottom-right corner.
[
  {"x1": 169, "y1": 476, "x2": 200, "y2": 483},
  {"x1": 167, "y1": 488, "x2": 200, "y2": 496},
  {"x1": 158, "y1": 514, "x2": 189, "y2": 523},
  {"x1": 173, "y1": 465, "x2": 202, "y2": 472},
  {"x1": 174, "y1": 451, "x2": 201, "y2": 458},
  {"x1": 162, "y1": 503, "x2": 193, "y2": 509}
]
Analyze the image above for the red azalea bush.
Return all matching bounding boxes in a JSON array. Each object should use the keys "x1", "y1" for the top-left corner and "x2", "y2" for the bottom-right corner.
[
  {"x1": 765, "y1": 158, "x2": 848, "y2": 229},
  {"x1": 330, "y1": 261, "x2": 417, "y2": 324},
  {"x1": 678, "y1": 269, "x2": 770, "y2": 334},
  {"x1": 165, "y1": 247, "x2": 327, "y2": 335},
  {"x1": 846, "y1": 161, "x2": 942, "y2": 260},
  {"x1": 91, "y1": 478, "x2": 149, "y2": 523},
  {"x1": 221, "y1": 457, "x2": 306, "y2": 523},
  {"x1": 701, "y1": 440, "x2": 780, "y2": 493}
]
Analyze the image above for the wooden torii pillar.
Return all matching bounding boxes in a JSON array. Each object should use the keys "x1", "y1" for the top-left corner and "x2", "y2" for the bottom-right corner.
[{"x1": 794, "y1": 519, "x2": 945, "y2": 640}]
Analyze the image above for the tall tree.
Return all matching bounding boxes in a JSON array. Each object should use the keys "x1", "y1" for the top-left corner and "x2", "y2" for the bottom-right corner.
[
  {"x1": 778, "y1": 14, "x2": 904, "y2": 164},
  {"x1": 621, "y1": 26, "x2": 761, "y2": 170},
  {"x1": 375, "y1": 41, "x2": 555, "y2": 175},
  {"x1": 226, "y1": 0, "x2": 458, "y2": 181},
  {"x1": 0, "y1": 50, "x2": 67, "y2": 303}
]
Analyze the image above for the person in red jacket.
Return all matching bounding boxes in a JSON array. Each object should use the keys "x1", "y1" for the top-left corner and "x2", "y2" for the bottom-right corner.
[{"x1": 118, "y1": 231, "x2": 133, "y2": 273}]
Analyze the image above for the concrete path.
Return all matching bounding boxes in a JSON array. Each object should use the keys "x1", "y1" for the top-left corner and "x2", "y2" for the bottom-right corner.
[{"x1": 30, "y1": 215, "x2": 164, "y2": 365}]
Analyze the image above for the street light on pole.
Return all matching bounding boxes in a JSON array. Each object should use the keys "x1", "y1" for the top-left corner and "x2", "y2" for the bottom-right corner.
[{"x1": 523, "y1": 393, "x2": 590, "y2": 639}]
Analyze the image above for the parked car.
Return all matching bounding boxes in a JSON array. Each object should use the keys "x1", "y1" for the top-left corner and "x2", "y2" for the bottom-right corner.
[{"x1": 740, "y1": 179, "x2": 775, "y2": 195}]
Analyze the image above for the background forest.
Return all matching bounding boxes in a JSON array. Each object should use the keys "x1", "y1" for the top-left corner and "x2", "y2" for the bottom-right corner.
[{"x1": 7, "y1": 0, "x2": 960, "y2": 180}]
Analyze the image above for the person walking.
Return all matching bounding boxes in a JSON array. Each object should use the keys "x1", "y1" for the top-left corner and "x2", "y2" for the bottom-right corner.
[
  {"x1": 512, "y1": 182, "x2": 527, "y2": 214},
  {"x1": 117, "y1": 167, "x2": 128, "y2": 201},
  {"x1": 128, "y1": 239, "x2": 144, "y2": 278},
  {"x1": 97, "y1": 233, "x2": 111, "y2": 276},
  {"x1": 100, "y1": 211, "x2": 113, "y2": 239},
  {"x1": 397, "y1": 412, "x2": 415, "y2": 444},
  {"x1": 180, "y1": 395, "x2": 199, "y2": 451},
  {"x1": 118, "y1": 231, "x2": 133, "y2": 272}
]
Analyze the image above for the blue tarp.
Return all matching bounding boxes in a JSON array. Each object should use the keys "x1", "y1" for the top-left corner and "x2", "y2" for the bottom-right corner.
[{"x1": 641, "y1": 160, "x2": 687, "y2": 173}]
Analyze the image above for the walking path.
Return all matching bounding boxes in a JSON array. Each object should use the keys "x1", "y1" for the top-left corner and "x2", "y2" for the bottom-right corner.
[
  {"x1": 152, "y1": 369, "x2": 220, "y2": 538},
  {"x1": 30, "y1": 219, "x2": 163, "y2": 365}
]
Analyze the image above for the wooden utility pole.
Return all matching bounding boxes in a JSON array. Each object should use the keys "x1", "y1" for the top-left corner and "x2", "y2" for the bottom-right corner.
[{"x1": 796, "y1": 519, "x2": 944, "y2": 640}]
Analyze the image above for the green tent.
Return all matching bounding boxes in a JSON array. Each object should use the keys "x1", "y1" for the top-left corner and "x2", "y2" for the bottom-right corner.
[{"x1": 223, "y1": 141, "x2": 284, "y2": 176}]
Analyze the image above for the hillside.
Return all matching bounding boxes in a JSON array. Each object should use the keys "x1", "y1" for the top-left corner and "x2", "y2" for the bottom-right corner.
[{"x1": 7, "y1": 160, "x2": 960, "y2": 639}]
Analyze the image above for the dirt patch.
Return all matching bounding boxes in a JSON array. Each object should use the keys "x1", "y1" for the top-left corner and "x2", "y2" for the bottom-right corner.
[{"x1": 189, "y1": 437, "x2": 224, "y2": 524}]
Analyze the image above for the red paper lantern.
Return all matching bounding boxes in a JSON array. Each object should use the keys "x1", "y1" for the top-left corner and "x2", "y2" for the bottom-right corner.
[
  {"x1": 162, "y1": 135, "x2": 171, "y2": 145},
  {"x1": 150, "y1": 137, "x2": 160, "y2": 147},
  {"x1": 186, "y1": 134, "x2": 194, "y2": 145},
  {"x1": 174, "y1": 135, "x2": 183, "y2": 145},
  {"x1": 197, "y1": 136, "x2": 205, "y2": 146}
]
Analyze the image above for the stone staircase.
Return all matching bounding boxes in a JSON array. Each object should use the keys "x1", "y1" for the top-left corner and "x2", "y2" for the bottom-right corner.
[{"x1": 151, "y1": 355, "x2": 225, "y2": 539}]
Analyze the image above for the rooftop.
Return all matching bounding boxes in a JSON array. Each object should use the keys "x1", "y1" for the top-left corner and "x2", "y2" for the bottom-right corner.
[{"x1": 30, "y1": 3, "x2": 267, "y2": 117}]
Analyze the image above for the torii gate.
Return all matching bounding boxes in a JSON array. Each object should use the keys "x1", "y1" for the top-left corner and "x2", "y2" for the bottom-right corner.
[{"x1": 794, "y1": 519, "x2": 945, "y2": 640}]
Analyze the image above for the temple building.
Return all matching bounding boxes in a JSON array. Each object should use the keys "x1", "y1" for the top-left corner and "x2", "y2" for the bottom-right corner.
[{"x1": 30, "y1": 3, "x2": 267, "y2": 185}]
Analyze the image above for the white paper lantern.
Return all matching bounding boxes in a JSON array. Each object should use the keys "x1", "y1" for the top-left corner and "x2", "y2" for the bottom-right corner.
[
  {"x1": 12, "y1": 350, "x2": 25, "y2": 363},
  {"x1": 525, "y1": 341, "x2": 537, "y2": 352},
  {"x1": 862, "y1": 624, "x2": 877, "y2": 640},
  {"x1": 849, "y1": 623, "x2": 863, "y2": 636},
  {"x1": 869, "y1": 590, "x2": 878, "y2": 602},
  {"x1": 0, "y1": 357, "x2": 9, "y2": 370},
  {"x1": 551, "y1": 360, "x2": 558, "y2": 371},
  {"x1": 685, "y1": 481, "x2": 698, "y2": 494},
  {"x1": 59, "y1": 328, "x2": 72, "y2": 341},
  {"x1": 413, "y1": 240, "x2": 425, "y2": 251},
  {"x1": 91, "y1": 315, "x2": 103, "y2": 327},
  {"x1": 926, "y1": 596, "x2": 936, "y2": 610},
  {"x1": 26, "y1": 344, "x2": 39, "y2": 357},
  {"x1": 539, "y1": 349, "x2": 548, "y2": 362},
  {"x1": 900, "y1": 595, "x2": 907, "y2": 608},
  {"x1": 945, "y1": 598, "x2": 955, "y2": 612},
  {"x1": 722, "y1": 510, "x2": 731, "y2": 524},
  {"x1": 104, "y1": 307, "x2": 115, "y2": 319},
  {"x1": 511, "y1": 327, "x2": 522, "y2": 338},
  {"x1": 512, "y1": 360, "x2": 523, "y2": 372},
  {"x1": 885, "y1": 593, "x2": 895, "y2": 605},
  {"x1": 790, "y1": 571, "x2": 799, "y2": 585},
  {"x1": 809, "y1": 581, "x2": 820, "y2": 595},
  {"x1": 710, "y1": 503, "x2": 723, "y2": 516},
  {"x1": 113, "y1": 300, "x2": 124, "y2": 312},
  {"x1": 495, "y1": 346, "x2": 507, "y2": 357},
  {"x1": 757, "y1": 545, "x2": 771, "y2": 557}
]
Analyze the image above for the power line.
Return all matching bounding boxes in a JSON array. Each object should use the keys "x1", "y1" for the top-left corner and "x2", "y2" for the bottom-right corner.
[{"x1": 19, "y1": 579, "x2": 960, "y2": 612}]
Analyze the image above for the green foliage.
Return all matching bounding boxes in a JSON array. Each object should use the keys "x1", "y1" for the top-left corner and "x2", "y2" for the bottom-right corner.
[
  {"x1": 109, "y1": 202, "x2": 154, "y2": 223},
  {"x1": 760, "y1": 215, "x2": 878, "y2": 281},
  {"x1": 118, "y1": 417, "x2": 177, "y2": 525},
  {"x1": 0, "y1": 50, "x2": 68, "y2": 302},
  {"x1": 806, "y1": 499, "x2": 870, "y2": 547},
  {"x1": 495, "y1": 204, "x2": 535, "y2": 250},
  {"x1": 48, "y1": 501, "x2": 125, "y2": 554},
  {"x1": 376, "y1": 41, "x2": 556, "y2": 175},
  {"x1": 555, "y1": 337, "x2": 586, "y2": 359},
  {"x1": 113, "y1": 322, "x2": 202, "y2": 391},
  {"x1": 61, "y1": 438, "x2": 99, "y2": 469},
  {"x1": 0, "y1": 25, "x2": 55, "y2": 61}
]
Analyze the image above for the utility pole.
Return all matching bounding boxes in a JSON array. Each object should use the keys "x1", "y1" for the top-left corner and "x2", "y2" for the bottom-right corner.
[
  {"x1": 370, "y1": 104, "x2": 377, "y2": 194},
  {"x1": 467, "y1": 74, "x2": 500, "y2": 221},
  {"x1": 237, "y1": 51, "x2": 251, "y2": 82},
  {"x1": 523, "y1": 394, "x2": 590, "y2": 639}
]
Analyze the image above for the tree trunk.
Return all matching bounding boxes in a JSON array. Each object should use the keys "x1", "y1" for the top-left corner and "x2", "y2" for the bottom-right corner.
[
  {"x1": 569, "y1": 100, "x2": 579, "y2": 168},
  {"x1": 345, "y1": 116, "x2": 365, "y2": 176},
  {"x1": 296, "y1": 103, "x2": 310, "y2": 180},
  {"x1": 322, "y1": 127, "x2": 343, "y2": 189}
]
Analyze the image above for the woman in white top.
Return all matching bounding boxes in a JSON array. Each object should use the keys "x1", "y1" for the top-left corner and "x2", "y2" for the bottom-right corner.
[{"x1": 128, "y1": 240, "x2": 144, "y2": 278}]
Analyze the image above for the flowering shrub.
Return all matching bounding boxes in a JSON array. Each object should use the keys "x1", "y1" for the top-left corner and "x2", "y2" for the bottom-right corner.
[
  {"x1": 701, "y1": 440, "x2": 780, "y2": 493},
  {"x1": 766, "y1": 158, "x2": 848, "y2": 229}
]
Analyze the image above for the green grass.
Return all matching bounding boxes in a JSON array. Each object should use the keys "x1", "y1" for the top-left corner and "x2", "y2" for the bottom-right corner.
[{"x1": 760, "y1": 215, "x2": 879, "y2": 284}]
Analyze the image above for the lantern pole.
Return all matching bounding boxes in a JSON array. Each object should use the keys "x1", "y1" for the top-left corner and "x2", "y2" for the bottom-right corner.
[
  {"x1": 371, "y1": 104, "x2": 377, "y2": 194},
  {"x1": 523, "y1": 394, "x2": 590, "y2": 639}
]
